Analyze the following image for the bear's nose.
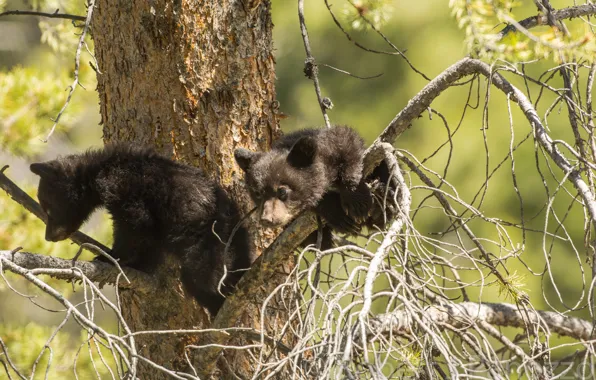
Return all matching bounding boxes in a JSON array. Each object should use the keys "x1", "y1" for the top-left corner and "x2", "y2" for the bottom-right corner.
[
  {"x1": 260, "y1": 201, "x2": 276, "y2": 225},
  {"x1": 260, "y1": 212, "x2": 274, "y2": 224},
  {"x1": 45, "y1": 226, "x2": 70, "y2": 242}
]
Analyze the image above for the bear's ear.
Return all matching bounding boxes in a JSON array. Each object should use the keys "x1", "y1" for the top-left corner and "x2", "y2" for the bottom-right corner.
[
  {"x1": 287, "y1": 136, "x2": 317, "y2": 168},
  {"x1": 234, "y1": 148, "x2": 260, "y2": 172},
  {"x1": 30, "y1": 161, "x2": 61, "y2": 180}
]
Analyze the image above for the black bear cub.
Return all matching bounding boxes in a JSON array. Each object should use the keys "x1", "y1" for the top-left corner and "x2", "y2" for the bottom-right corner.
[
  {"x1": 234, "y1": 125, "x2": 374, "y2": 248},
  {"x1": 31, "y1": 144, "x2": 252, "y2": 315}
]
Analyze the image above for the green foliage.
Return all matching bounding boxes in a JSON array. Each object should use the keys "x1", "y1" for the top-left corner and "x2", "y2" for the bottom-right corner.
[
  {"x1": 339, "y1": 0, "x2": 394, "y2": 31},
  {"x1": 38, "y1": 0, "x2": 88, "y2": 54},
  {"x1": 30, "y1": 0, "x2": 84, "y2": 18},
  {"x1": 450, "y1": 0, "x2": 596, "y2": 62},
  {"x1": 498, "y1": 271, "x2": 528, "y2": 302},
  {"x1": 1, "y1": 59, "x2": 79, "y2": 155},
  {"x1": 0, "y1": 323, "x2": 118, "y2": 379},
  {"x1": 0, "y1": 0, "x2": 96, "y2": 157},
  {"x1": 39, "y1": 20, "x2": 81, "y2": 54}
]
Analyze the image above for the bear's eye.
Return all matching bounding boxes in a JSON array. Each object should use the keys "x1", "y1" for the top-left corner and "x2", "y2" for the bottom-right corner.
[
  {"x1": 277, "y1": 187, "x2": 288, "y2": 201},
  {"x1": 254, "y1": 190, "x2": 264, "y2": 200}
]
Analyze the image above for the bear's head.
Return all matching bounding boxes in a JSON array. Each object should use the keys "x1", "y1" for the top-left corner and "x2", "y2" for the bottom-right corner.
[
  {"x1": 235, "y1": 136, "x2": 328, "y2": 227},
  {"x1": 31, "y1": 160, "x2": 97, "y2": 242}
]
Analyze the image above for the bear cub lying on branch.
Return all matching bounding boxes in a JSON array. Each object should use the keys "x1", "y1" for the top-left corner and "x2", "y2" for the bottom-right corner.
[
  {"x1": 31, "y1": 144, "x2": 252, "y2": 315},
  {"x1": 235, "y1": 125, "x2": 395, "y2": 249}
]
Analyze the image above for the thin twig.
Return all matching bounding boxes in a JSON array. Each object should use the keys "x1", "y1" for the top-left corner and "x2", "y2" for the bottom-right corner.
[
  {"x1": 0, "y1": 9, "x2": 85, "y2": 22},
  {"x1": 42, "y1": 0, "x2": 96, "y2": 142},
  {"x1": 320, "y1": 63, "x2": 383, "y2": 80},
  {"x1": 73, "y1": 243, "x2": 131, "y2": 284},
  {"x1": 298, "y1": 0, "x2": 331, "y2": 128},
  {"x1": 322, "y1": 0, "x2": 431, "y2": 81}
]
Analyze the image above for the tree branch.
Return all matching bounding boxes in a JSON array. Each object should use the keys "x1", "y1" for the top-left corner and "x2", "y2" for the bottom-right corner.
[
  {"x1": 499, "y1": 4, "x2": 596, "y2": 37},
  {"x1": 0, "y1": 166, "x2": 111, "y2": 253},
  {"x1": 372, "y1": 302, "x2": 594, "y2": 342},
  {"x1": 43, "y1": 0, "x2": 96, "y2": 142},
  {"x1": 298, "y1": 0, "x2": 332, "y2": 128},
  {"x1": 0, "y1": 9, "x2": 86, "y2": 22},
  {"x1": 0, "y1": 250, "x2": 157, "y2": 291},
  {"x1": 215, "y1": 211, "x2": 318, "y2": 325},
  {"x1": 366, "y1": 57, "x2": 596, "y2": 225},
  {"x1": 358, "y1": 144, "x2": 411, "y2": 358},
  {"x1": 196, "y1": 211, "x2": 318, "y2": 376},
  {"x1": 370, "y1": 59, "x2": 480, "y2": 152}
]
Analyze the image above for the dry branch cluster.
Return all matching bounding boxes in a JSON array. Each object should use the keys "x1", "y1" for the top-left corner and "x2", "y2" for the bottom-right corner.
[{"x1": 2, "y1": 1, "x2": 596, "y2": 379}]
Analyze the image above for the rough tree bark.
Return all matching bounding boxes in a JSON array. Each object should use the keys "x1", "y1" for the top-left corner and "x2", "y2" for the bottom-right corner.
[{"x1": 92, "y1": 0, "x2": 283, "y2": 377}]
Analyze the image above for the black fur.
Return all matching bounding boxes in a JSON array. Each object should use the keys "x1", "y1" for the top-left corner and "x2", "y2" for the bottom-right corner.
[
  {"x1": 304, "y1": 159, "x2": 400, "y2": 249},
  {"x1": 234, "y1": 125, "x2": 374, "y2": 248},
  {"x1": 31, "y1": 144, "x2": 252, "y2": 315}
]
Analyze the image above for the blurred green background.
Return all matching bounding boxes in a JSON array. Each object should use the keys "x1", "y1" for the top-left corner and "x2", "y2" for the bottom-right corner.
[{"x1": 0, "y1": 0, "x2": 593, "y2": 377}]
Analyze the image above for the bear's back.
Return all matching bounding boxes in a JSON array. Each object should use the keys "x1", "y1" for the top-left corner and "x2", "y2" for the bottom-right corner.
[{"x1": 94, "y1": 144, "x2": 217, "y2": 233}]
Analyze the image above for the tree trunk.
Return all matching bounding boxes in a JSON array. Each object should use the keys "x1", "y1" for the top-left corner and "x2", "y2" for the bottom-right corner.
[{"x1": 93, "y1": 0, "x2": 282, "y2": 377}]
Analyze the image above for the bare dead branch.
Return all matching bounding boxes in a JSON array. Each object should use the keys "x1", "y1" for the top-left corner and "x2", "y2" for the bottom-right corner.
[
  {"x1": 43, "y1": 0, "x2": 96, "y2": 142},
  {"x1": 322, "y1": 0, "x2": 431, "y2": 81},
  {"x1": 0, "y1": 250, "x2": 156, "y2": 291},
  {"x1": 477, "y1": 62, "x2": 596, "y2": 226},
  {"x1": 499, "y1": 4, "x2": 596, "y2": 37},
  {"x1": 218, "y1": 211, "x2": 316, "y2": 313},
  {"x1": 0, "y1": 336, "x2": 26, "y2": 379},
  {"x1": 358, "y1": 144, "x2": 411, "y2": 356},
  {"x1": 373, "y1": 302, "x2": 594, "y2": 342},
  {"x1": 366, "y1": 57, "x2": 596, "y2": 226},
  {"x1": 320, "y1": 63, "x2": 383, "y2": 80},
  {"x1": 0, "y1": 9, "x2": 85, "y2": 22},
  {"x1": 196, "y1": 211, "x2": 318, "y2": 376},
  {"x1": 298, "y1": 0, "x2": 332, "y2": 128},
  {"x1": 372, "y1": 58, "x2": 480, "y2": 149},
  {"x1": 0, "y1": 255, "x2": 141, "y2": 378}
]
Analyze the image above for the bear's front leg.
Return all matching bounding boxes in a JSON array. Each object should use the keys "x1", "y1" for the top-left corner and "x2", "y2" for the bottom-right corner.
[{"x1": 339, "y1": 181, "x2": 372, "y2": 223}]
